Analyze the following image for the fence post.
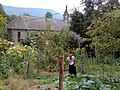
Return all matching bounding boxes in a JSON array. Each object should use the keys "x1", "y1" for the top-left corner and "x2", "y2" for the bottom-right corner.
[
  {"x1": 59, "y1": 55, "x2": 64, "y2": 90},
  {"x1": 26, "y1": 60, "x2": 30, "y2": 79}
]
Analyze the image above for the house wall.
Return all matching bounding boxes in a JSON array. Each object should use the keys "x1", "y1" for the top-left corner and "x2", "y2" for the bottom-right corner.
[
  {"x1": 11, "y1": 29, "x2": 42, "y2": 45},
  {"x1": 11, "y1": 30, "x2": 27, "y2": 44}
]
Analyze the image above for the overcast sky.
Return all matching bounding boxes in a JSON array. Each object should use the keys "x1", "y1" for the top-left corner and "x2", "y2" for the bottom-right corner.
[{"x1": 0, "y1": 0, "x2": 84, "y2": 14}]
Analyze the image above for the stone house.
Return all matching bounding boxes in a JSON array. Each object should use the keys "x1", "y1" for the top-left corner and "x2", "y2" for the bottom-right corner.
[{"x1": 7, "y1": 6, "x2": 69, "y2": 44}]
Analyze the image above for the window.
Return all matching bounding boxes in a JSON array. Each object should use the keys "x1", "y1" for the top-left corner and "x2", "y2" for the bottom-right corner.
[{"x1": 18, "y1": 32, "x2": 21, "y2": 42}]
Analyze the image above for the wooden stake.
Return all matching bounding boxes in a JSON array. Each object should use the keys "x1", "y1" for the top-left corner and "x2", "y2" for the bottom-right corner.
[
  {"x1": 26, "y1": 60, "x2": 30, "y2": 79},
  {"x1": 59, "y1": 55, "x2": 64, "y2": 90}
]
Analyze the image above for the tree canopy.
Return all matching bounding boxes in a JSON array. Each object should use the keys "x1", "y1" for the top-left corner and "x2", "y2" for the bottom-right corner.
[
  {"x1": 87, "y1": 9, "x2": 120, "y2": 56},
  {"x1": 0, "y1": 14, "x2": 7, "y2": 39},
  {"x1": 6, "y1": 14, "x2": 17, "y2": 22},
  {"x1": 45, "y1": 12, "x2": 53, "y2": 19},
  {"x1": 0, "y1": 3, "x2": 6, "y2": 17},
  {"x1": 70, "y1": 9, "x2": 85, "y2": 37}
]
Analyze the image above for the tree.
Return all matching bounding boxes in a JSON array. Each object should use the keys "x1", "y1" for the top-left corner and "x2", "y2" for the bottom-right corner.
[
  {"x1": 0, "y1": 14, "x2": 7, "y2": 39},
  {"x1": 106, "y1": 0, "x2": 120, "y2": 11},
  {"x1": 0, "y1": 3, "x2": 6, "y2": 17},
  {"x1": 70, "y1": 8, "x2": 85, "y2": 37},
  {"x1": 67, "y1": 33, "x2": 79, "y2": 49},
  {"x1": 82, "y1": 0, "x2": 120, "y2": 19},
  {"x1": 32, "y1": 28, "x2": 76, "y2": 72},
  {"x1": 81, "y1": 0, "x2": 120, "y2": 43},
  {"x1": 87, "y1": 9, "x2": 120, "y2": 57},
  {"x1": 6, "y1": 14, "x2": 17, "y2": 22},
  {"x1": 23, "y1": 13, "x2": 31, "y2": 16},
  {"x1": 45, "y1": 12, "x2": 53, "y2": 18},
  {"x1": 82, "y1": 0, "x2": 101, "y2": 36}
]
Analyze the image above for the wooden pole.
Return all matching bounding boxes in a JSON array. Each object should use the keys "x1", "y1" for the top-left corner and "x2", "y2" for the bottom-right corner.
[
  {"x1": 26, "y1": 60, "x2": 30, "y2": 79},
  {"x1": 59, "y1": 55, "x2": 64, "y2": 90}
]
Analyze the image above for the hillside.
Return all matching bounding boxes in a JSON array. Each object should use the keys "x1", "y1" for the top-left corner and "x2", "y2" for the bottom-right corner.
[{"x1": 3, "y1": 5, "x2": 63, "y2": 19}]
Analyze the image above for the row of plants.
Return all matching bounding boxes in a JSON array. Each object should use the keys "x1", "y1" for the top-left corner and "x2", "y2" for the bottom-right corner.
[
  {"x1": 54, "y1": 73, "x2": 120, "y2": 90},
  {"x1": 54, "y1": 54, "x2": 120, "y2": 90},
  {"x1": 0, "y1": 44, "x2": 37, "y2": 79}
]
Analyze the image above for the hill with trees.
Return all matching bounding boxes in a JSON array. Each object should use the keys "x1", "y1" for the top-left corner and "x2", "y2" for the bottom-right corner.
[{"x1": 3, "y1": 5, "x2": 63, "y2": 19}]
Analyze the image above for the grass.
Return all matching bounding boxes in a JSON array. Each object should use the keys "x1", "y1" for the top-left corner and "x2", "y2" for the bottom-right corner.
[{"x1": 0, "y1": 72, "x2": 58, "y2": 90}]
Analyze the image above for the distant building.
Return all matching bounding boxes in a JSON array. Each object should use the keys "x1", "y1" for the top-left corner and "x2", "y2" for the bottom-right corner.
[
  {"x1": 63, "y1": 5, "x2": 69, "y2": 23},
  {"x1": 7, "y1": 15, "x2": 68, "y2": 44},
  {"x1": 7, "y1": 6, "x2": 69, "y2": 45}
]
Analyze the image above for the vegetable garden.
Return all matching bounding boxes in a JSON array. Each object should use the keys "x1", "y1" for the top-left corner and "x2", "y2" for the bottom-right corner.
[
  {"x1": 0, "y1": 5, "x2": 120, "y2": 90},
  {"x1": 0, "y1": 29, "x2": 120, "y2": 90}
]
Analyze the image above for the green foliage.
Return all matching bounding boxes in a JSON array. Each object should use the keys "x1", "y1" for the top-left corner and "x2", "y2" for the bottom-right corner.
[
  {"x1": 0, "y1": 56, "x2": 10, "y2": 78},
  {"x1": 82, "y1": 0, "x2": 96, "y2": 19},
  {"x1": 87, "y1": 9, "x2": 120, "y2": 56},
  {"x1": 0, "y1": 38, "x2": 13, "y2": 51},
  {"x1": 0, "y1": 15, "x2": 7, "y2": 39},
  {"x1": 54, "y1": 51, "x2": 120, "y2": 89},
  {"x1": 6, "y1": 14, "x2": 17, "y2": 22},
  {"x1": 82, "y1": 0, "x2": 120, "y2": 18},
  {"x1": 81, "y1": 0, "x2": 99, "y2": 38},
  {"x1": 55, "y1": 48, "x2": 120, "y2": 90},
  {"x1": 0, "y1": 39, "x2": 14, "y2": 79},
  {"x1": 33, "y1": 28, "x2": 73, "y2": 71},
  {"x1": 67, "y1": 35, "x2": 78, "y2": 49},
  {"x1": 0, "y1": 3, "x2": 6, "y2": 17},
  {"x1": 45, "y1": 12, "x2": 53, "y2": 18},
  {"x1": 23, "y1": 13, "x2": 31, "y2": 16},
  {"x1": 70, "y1": 9, "x2": 85, "y2": 37},
  {"x1": 55, "y1": 74, "x2": 112, "y2": 90},
  {"x1": 21, "y1": 36, "x2": 31, "y2": 46},
  {"x1": 0, "y1": 86, "x2": 4, "y2": 90},
  {"x1": 0, "y1": 45, "x2": 37, "y2": 79},
  {"x1": 0, "y1": 15, "x2": 6, "y2": 25},
  {"x1": 106, "y1": 0, "x2": 120, "y2": 12},
  {"x1": 81, "y1": 0, "x2": 120, "y2": 39}
]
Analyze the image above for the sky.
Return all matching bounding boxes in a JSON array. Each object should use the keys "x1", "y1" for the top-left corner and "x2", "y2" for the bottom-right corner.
[{"x1": 0, "y1": 0, "x2": 84, "y2": 14}]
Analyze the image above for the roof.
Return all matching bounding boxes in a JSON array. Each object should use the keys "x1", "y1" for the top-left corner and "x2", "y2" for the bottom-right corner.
[{"x1": 7, "y1": 15, "x2": 69, "y2": 31}]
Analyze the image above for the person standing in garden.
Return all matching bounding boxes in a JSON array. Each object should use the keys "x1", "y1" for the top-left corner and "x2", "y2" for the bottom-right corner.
[{"x1": 67, "y1": 53, "x2": 76, "y2": 77}]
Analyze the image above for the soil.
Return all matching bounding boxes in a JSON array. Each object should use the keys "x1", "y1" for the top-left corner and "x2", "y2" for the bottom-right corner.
[{"x1": 28, "y1": 84, "x2": 55, "y2": 90}]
